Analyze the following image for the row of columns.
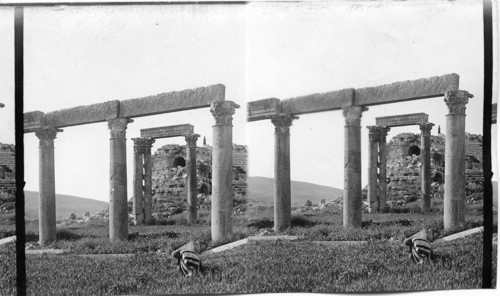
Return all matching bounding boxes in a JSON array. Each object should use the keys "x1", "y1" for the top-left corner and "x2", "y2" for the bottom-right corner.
[
  {"x1": 131, "y1": 137, "x2": 155, "y2": 226},
  {"x1": 266, "y1": 90, "x2": 472, "y2": 231},
  {"x1": 367, "y1": 123, "x2": 434, "y2": 214},
  {"x1": 35, "y1": 100, "x2": 238, "y2": 245},
  {"x1": 366, "y1": 125, "x2": 390, "y2": 213},
  {"x1": 132, "y1": 134, "x2": 199, "y2": 227}
]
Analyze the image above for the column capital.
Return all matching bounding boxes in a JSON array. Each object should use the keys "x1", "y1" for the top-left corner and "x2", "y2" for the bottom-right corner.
[
  {"x1": 271, "y1": 113, "x2": 298, "y2": 135},
  {"x1": 132, "y1": 137, "x2": 154, "y2": 153},
  {"x1": 107, "y1": 118, "x2": 133, "y2": 138},
  {"x1": 35, "y1": 126, "x2": 63, "y2": 147},
  {"x1": 419, "y1": 122, "x2": 434, "y2": 134},
  {"x1": 211, "y1": 101, "x2": 239, "y2": 125},
  {"x1": 185, "y1": 133, "x2": 200, "y2": 147},
  {"x1": 444, "y1": 90, "x2": 473, "y2": 115},
  {"x1": 378, "y1": 126, "x2": 390, "y2": 136},
  {"x1": 342, "y1": 106, "x2": 368, "y2": 126},
  {"x1": 367, "y1": 126, "x2": 381, "y2": 142}
]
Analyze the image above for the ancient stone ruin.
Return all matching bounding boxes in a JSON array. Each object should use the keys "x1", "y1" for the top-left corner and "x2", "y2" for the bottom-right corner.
[
  {"x1": 247, "y1": 73, "x2": 472, "y2": 231},
  {"x1": 367, "y1": 113, "x2": 433, "y2": 213},
  {"x1": 0, "y1": 143, "x2": 15, "y2": 191},
  {"x1": 385, "y1": 132, "x2": 484, "y2": 207},
  {"x1": 148, "y1": 142, "x2": 247, "y2": 225},
  {"x1": 132, "y1": 124, "x2": 198, "y2": 226},
  {"x1": 24, "y1": 84, "x2": 239, "y2": 244},
  {"x1": 151, "y1": 143, "x2": 248, "y2": 200}
]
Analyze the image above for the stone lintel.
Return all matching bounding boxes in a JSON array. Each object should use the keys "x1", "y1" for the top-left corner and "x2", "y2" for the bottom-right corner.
[
  {"x1": 247, "y1": 98, "x2": 281, "y2": 122},
  {"x1": 354, "y1": 74, "x2": 459, "y2": 106},
  {"x1": 492, "y1": 103, "x2": 497, "y2": 124},
  {"x1": 24, "y1": 111, "x2": 46, "y2": 133},
  {"x1": 140, "y1": 124, "x2": 194, "y2": 139},
  {"x1": 119, "y1": 84, "x2": 225, "y2": 118},
  {"x1": 44, "y1": 100, "x2": 120, "y2": 129},
  {"x1": 281, "y1": 88, "x2": 355, "y2": 116},
  {"x1": 375, "y1": 113, "x2": 429, "y2": 127},
  {"x1": 24, "y1": 84, "x2": 225, "y2": 132}
]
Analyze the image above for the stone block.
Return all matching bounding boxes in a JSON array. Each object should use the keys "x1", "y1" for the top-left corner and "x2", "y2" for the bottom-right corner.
[
  {"x1": 247, "y1": 98, "x2": 280, "y2": 121},
  {"x1": 23, "y1": 111, "x2": 45, "y2": 132},
  {"x1": 281, "y1": 88, "x2": 355, "y2": 115},
  {"x1": 43, "y1": 100, "x2": 120, "y2": 128},
  {"x1": 376, "y1": 113, "x2": 429, "y2": 127},
  {"x1": 140, "y1": 124, "x2": 194, "y2": 139},
  {"x1": 119, "y1": 84, "x2": 225, "y2": 118},
  {"x1": 354, "y1": 74, "x2": 459, "y2": 106}
]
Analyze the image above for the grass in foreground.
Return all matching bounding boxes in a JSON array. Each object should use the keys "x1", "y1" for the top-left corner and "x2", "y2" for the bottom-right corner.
[{"x1": 0, "y1": 233, "x2": 494, "y2": 295}]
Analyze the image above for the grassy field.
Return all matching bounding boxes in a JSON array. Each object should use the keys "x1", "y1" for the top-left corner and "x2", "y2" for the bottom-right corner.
[{"x1": 0, "y1": 203, "x2": 497, "y2": 295}]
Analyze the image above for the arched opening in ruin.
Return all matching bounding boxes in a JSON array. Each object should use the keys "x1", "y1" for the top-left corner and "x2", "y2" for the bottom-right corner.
[
  {"x1": 173, "y1": 157, "x2": 186, "y2": 168},
  {"x1": 433, "y1": 172, "x2": 443, "y2": 184},
  {"x1": 199, "y1": 184, "x2": 209, "y2": 195},
  {"x1": 408, "y1": 145, "x2": 420, "y2": 156}
]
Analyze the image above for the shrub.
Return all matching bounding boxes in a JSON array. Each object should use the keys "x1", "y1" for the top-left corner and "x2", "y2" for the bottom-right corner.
[{"x1": 246, "y1": 217, "x2": 273, "y2": 229}]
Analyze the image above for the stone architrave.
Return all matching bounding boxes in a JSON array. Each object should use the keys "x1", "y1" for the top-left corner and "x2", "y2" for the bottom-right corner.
[
  {"x1": 342, "y1": 106, "x2": 367, "y2": 228},
  {"x1": 142, "y1": 138, "x2": 155, "y2": 225},
  {"x1": 366, "y1": 126, "x2": 380, "y2": 213},
  {"x1": 378, "y1": 126, "x2": 390, "y2": 212},
  {"x1": 185, "y1": 133, "x2": 200, "y2": 225},
  {"x1": 210, "y1": 101, "x2": 239, "y2": 241},
  {"x1": 443, "y1": 90, "x2": 473, "y2": 230},
  {"x1": 132, "y1": 138, "x2": 145, "y2": 225},
  {"x1": 271, "y1": 113, "x2": 298, "y2": 231},
  {"x1": 35, "y1": 127, "x2": 63, "y2": 245},
  {"x1": 419, "y1": 122, "x2": 434, "y2": 213},
  {"x1": 108, "y1": 118, "x2": 133, "y2": 241}
]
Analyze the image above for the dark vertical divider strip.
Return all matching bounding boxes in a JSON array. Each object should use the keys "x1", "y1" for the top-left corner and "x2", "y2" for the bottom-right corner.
[
  {"x1": 14, "y1": 6, "x2": 26, "y2": 296},
  {"x1": 482, "y1": 0, "x2": 493, "y2": 289}
]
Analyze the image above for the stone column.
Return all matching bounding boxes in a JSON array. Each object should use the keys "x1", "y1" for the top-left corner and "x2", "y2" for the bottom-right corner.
[
  {"x1": 443, "y1": 90, "x2": 473, "y2": 230},
  {"x1": 142, "y1": 138, "x2": 155, "y2": 225},
  {"x1": 366, "y1": 126, "x2": 380, "y2": 213},
  {"x1": 108, "y1": 118, "x2": 133, "y2": 241},
  {"x1": 132, "y1": 138, "x2": 145, "y2": 225},
  {"x1": 185, "y1": 133, "x2": 200, "y2": 226},
  {"x1": 342, "y1": 106, "x2": 367, "y2": 228},
  {"x1": 35, "y1": 127, "x2": 63, "y2": 246},
  {"x1": 271, "y1": 113, "x2": 298, "y2": 231},
  {"x1": 420, "y1": 122, "x2": 434, "y2": 213},
  {"x1": 210, "y1": 101, "x2": 239, "y2": 241},
  {"x1": 378, "y1": 126, "x2": 390, "y2": 212}
]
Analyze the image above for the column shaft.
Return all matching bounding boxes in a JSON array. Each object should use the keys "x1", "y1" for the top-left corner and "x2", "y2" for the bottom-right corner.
[
  {"x1": 143, "y1": 138, "x2": 155, "y2": 225},
  {"x1": 108, "y1": 118, "x2": 132, "y2": 241},
  {"x1": 343, "y1": 106, "x2": 366, "y2": 228},
  {"x1": 271, "y1": 114, "x2": 296, "y2": 231},
  {"x1": 443, "y1": 90, "x2": 473, "y2": 230},
  {"x1": 185, "y1": 134, "x2": 200, "y2": 225},
  {"x1": 132, "y1": 138, "x2": 144, "y2": 225},
  {"x1": 35, "y1": 127, "x2": 62, "y2": 246},
  {"x1": 210, "y1": 101, "x2": 239, "y2": 241},
  {"x1": 367, "y1": 126, "x2": 379, "y2": 213},
  {"x1": 378, "y1": 127, "x2": 390, "y2": 212},
  {"x1": 420, "y1": 123, "x2": 434, "y2": 213}
]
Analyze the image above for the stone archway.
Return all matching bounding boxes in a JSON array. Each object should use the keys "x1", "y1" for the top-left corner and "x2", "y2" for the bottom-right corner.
[
  {"x1": 173, "y1": 156, "x2": 186, "y2": 168},
  {"x1": 408, "y1": 145, "x2": 421, "y2": 156}
]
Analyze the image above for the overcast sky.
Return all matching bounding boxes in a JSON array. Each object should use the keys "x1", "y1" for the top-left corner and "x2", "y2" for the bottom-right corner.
[{"x1": 0, "y1": 1, "x2": 497, "y2": 203}]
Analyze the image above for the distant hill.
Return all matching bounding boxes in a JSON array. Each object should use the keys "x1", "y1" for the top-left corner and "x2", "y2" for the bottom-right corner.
[
  {"x1": 247, "y1": 176, "x2": 343, "y2": 207},
  {"x1": 24, "y1": 191, "x2": 108, "y2": 219}
]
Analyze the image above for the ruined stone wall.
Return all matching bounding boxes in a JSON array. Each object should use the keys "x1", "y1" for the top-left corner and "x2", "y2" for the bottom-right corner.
[
  {"x1": 0, "y1": 143, "x2": 15, "y2": 191},
  {"x1": 386, "y1": 132, "x2": 483, "y2": 205},
  {"x1": 151, "y1": 143, "x2": 247, "y2": 199}
]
